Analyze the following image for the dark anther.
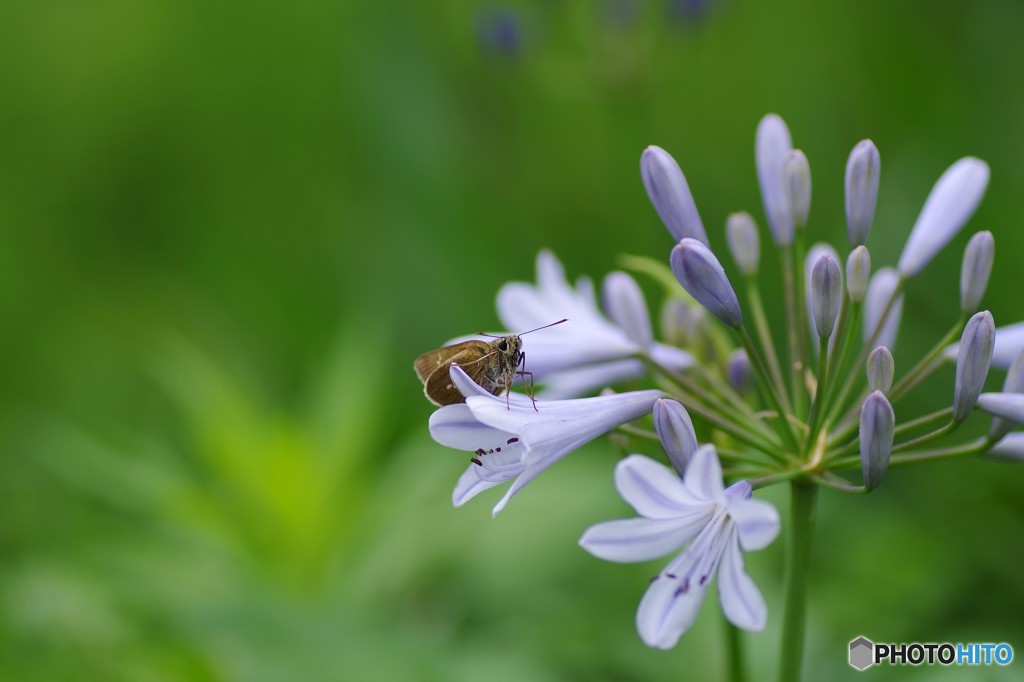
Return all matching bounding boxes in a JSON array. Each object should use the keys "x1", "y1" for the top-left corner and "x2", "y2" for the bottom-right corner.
[
  {"x1": 665, "y1": 573, "x2": 678, "y2": 579},
  {"x1": 699, "y1": 575, "x2": 708, "y2": 586},
  {"x1": 495, "y1": 447, "x2": 501, "y2": 452},
  {"x1": 507, "y1": 437, "x2": 519, "y2": 444},
  {"x1": 474, "y1": 448, "x2": 486, "y2": 456},
  {"x1": 471, "y1": 458, "x2": 483, "y2": 466}
]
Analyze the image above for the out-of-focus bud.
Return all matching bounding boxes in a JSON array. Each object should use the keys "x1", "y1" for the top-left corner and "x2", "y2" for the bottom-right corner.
[
  {"x1": 670, "y1": 238, "x2": 743, "y2": 327},
  {"x1": 989, "y1": 349, "x2": 1024, "y2": 441},
  {"x1": 784, "y1": 149, "x2": 811, "y2": 229},
  {"x1": 864, "y1": 268, "x2": 904, "y2": 352},
  {"x1": 866, "y1": 346, "x2": 894, "y2": 394},
  {"x1": 959, "y1": 231, "x2": 995, "y2": 314},
  {"x1": 726, "y1": 349, "x2": 753, "y2": 395},
  {"x1": 756, "y1": 114, "x2": 795, "y2": 247},
  {"x1": 952, "y1": 311, "x2": 995, "y2": 422},
  {"x1": 602, "y1": 271, "x2": 653, "y2": 348},
  {"x1": 897, "y1": 157, "x2": 990, "y2": 278},
  {"x1": 846, "y1": 245, "x2": 871, "y2": 303},
  {"x1": 860, "y1": 390, "x2": 894, "y2": 490},
  {"x1": 653, "y1": 398, "x2": 699, "y2": 476},
  {"x1": 845, "y1": 139, "x2": 880, "y2": 247},
  {"x1": 660, "y1": 298, "x2": 706, "y2": 348},
  {"x1": 977, "y1": 392, "x2": 1024, "y2": 424},
  {"x1": 641, "y1": 146, "x2": 709, "y2": 244},
  {"x1": 810, "y1": 254, "x2": 842, "y2": 340},
  {"x1": 726, "y1": 212, "x2": 760, "y2": 277}
]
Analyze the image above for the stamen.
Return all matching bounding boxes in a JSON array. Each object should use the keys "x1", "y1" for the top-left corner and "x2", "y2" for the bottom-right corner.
[
  {"x1": 507, "y1": 437, "x2": 519, "y2": 444},
  {"x1": 471, "y1": 458, "x2": 483, "y2": 466},
  {"x1": 665, "y1": 573, "x2": 678, "y2": 579}
]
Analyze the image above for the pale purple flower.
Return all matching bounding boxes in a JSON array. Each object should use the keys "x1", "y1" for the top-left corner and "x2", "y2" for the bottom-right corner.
[
  {"x1": 579, "y1": 447, "x2": 779, "y2": 649},
  {"x1": 845, "y1": 140, "x2": 881, "y2": 247},
  {"x1": 653, "y1": 398, "x2": 698, "y2": 475},
  {"x1": 960, "y1": 231, "x2": 994, "y2": 314},
  {"x1": 492, "y1": 250, "x2": 692, "y2": 398},
  {"x1": 897, "y1": 157, "x2": 990, "y2": 278},
  {"x1": 784, "y1": 149, "x2": 811, "y2": 229},
  {"x1": 846, "y1": 246, "x2": 871, "y2": 304},
  {"x1": 946, "y1": 321, "x2": 1024, "y2": 369},
  {"x1": 670, "y1": 238, "x2": 743, "y2": 327},
  {"x1": 952, "y1": 311, "x2": 995, "y2": 422},
  {"x1": 810, "y1": 254, "x2": 842, "y2": 341},
  {"x1": 860, "y1": 390, "x2": 894, "y2": 490},
  {"x1": 641, "y1": 145, "x2": 708, "y2": 244},
  {"x1": 430, "y1": 365, "x2": 661, "y2": 515},
  {"x1": 805, "y1": 243, "x2": 840, "y2": 346},
  {"x1": 756, "y1": 114, "x2": 795, "y2": 246},
  {"x1": 725, "y1": 211, "x2": 760, "y2": 277}
]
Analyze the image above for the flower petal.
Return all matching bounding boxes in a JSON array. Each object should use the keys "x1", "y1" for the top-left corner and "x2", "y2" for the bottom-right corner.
[
  {"x1": 727, "y1": 498, "x2": 780, "y2": 551},
  {"x1": 976, "y1": 392, "x2": 1024, "y2": 423},
  {"x1": 429, "y1": 404, "x2": 515, "y2": 450},
  {"x1": 683, "y1": 445, "x2": 725, "y2": 501},
  {"x1": 453, "y1": 466, "x2": 503, "y2": 507},
  {"x1": 614, "y1": 454, "x2": 711, "y2": 518},
  {"x1": 537, "y1": 359, "x2": 647, "y2": 400},
  {"x1": 602, "y1": 271, "x2": 653, "y2": 348},
  {"x1": 717, "y1": 533, "x2": 767, "y2": 631},
  {"x1": 636, "y1": 559, "x2": 710, "y2": 649},
  {"x1": 579, "y1": 517, "x2": 709, "y2": 563}
]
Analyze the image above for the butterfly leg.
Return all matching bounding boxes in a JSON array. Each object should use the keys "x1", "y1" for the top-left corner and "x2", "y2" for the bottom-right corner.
[{"x1": 518, "y1": 350, "x2": 537, "y2": 411}]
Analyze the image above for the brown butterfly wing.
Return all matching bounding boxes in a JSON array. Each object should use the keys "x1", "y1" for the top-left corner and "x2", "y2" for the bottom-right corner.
[{"x1": 415, "y1": 341, "x2": 492, "y2": 406}]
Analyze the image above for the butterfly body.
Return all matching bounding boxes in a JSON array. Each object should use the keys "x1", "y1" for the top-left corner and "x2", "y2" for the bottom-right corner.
[{"x1": 414, "y1": 335, "x2": 524, "y2": 406}]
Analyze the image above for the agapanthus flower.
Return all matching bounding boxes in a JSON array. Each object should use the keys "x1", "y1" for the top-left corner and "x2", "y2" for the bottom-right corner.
[
  {"x1": 580, "y1": 446, "x2": 779, "y2": 649},
  {"x1": 429, "y1": 365, "x2": 661, "y2": 515}
]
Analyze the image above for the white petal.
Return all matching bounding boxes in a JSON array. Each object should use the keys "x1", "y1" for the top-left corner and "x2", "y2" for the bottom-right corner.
[
  {"x1": 453, "y1": 466, "x2": 502, "y2": 507},
  {"x1": 988, "y1": 433, "x2": 1024, "y2": 460},
  {"x1": 490, "y1": 458, "x2": 547, "y2": 516},
  {"x1": 537, "y1": 360, "x2": 646, "y2": 400},
  {"x1": 579, "y1": 517, "x2": 709, "y2": 563},
  {"x1": 728, "y1": 498, "x2": 780, "y2": 551},
  {"x1": 976, "y1": 393, "x2": 1024, "y2": 423},
  {"x1": 898, "y1": 157, "x2": 990, "y2": 277},
  {"x1": 614, "y1": 455, "x2": 711, "y2": 518},
  {"x1": 717, "y1": 533, "x2": 767, "y2": 631},
  {"x1": 429, "y1": 404, "x2": 515, "y2": 450},
  {"x1": 602, "y1": 271, "x2": 653, "y2": 348},
  {"x1": 683, "y1": 445, "x2": 725, "y2": 500},
  {"x1": 756, "y1": 114, "x2": 795, "y2": 246},
  {"x1": 636, "y1": 563, "x2": 710, "y2": 649}
]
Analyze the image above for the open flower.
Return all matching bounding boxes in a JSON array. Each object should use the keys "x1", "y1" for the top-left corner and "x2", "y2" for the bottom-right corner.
[
  {"x1": 579, "y1": 447, "x2": 779, "y2": 649},
  {"x1": 493, "y1": 250, "x2": 693, "y2": 398},
  {"x1": 429, "y1": 365, "x2": 661, "y2": 515}
]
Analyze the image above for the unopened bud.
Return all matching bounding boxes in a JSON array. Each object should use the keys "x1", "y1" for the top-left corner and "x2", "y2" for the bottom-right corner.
[
  {"x1": 811, "y1": 254, "x2": 842, "y2": 340},
  {"x1": 784, "y1": 149, "x2": 811, "y2": 229},
  {"x1": 641, "y1": 146, "x2": 708, "y2": 244},
  {"x1": 960, "y1": 231, "x2": 994, "y2": 314},
  {"x1": 602, "y1": 271, "x2": 652, "y2": 347},
  {"x1": 953, "y1": 310, "x2": 995, "y2": 422},
  {"x1": 846, "y1": 246, "x2": 871, "y2": 303},
  {"x1": 866, "y1": 346, "x2": 894, "y2": 394},
  {"x1": 670, "y1": 238, "x2": 743, "y2": 327},
  {"x1": 726, "y1": 349, "x2": 753, "y2": 395},
  {"x1": 860, "y1": 390, "x2": 894, "y2": 490},
  {"x1": 726, "y1": 212, "x2": 760, "y2": 277},
  {"x1": 756, "y1": 114, "x2": 795, "y2": 247},
  {"x1": 845, "y1": 139, "x2": 880, "y2": 247},
  {"x1": 653, "y1": 398, "x2": 698, "y2": 476},
  {"x1": 864, "y1": 268, "x2": 904, "y2": 352},
  {"x1": 989, "y1": 349, "x2": 1024, "y2": 441}
]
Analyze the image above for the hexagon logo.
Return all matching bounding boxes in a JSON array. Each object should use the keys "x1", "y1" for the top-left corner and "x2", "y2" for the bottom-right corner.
[{"x1": 849, "y1": 636, "x2": 874, "y2": 670}]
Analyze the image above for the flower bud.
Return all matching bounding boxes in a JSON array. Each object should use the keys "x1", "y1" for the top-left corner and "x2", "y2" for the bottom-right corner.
[
  {"x1": 653, "y1": 398, "x2": 698, "y2": 475},
  {"x1": 897, "y1": 157, "x2": 990, "y2": 278},
  {"x1": 989, "y1": 349, "x2": 1024, "y2": 441},
  {"x1": 660, "y1": 298, "x2": 706, "y2": 348},
  {"x1": 726, "y1": 349, "x2": 753, "y2": 395},
  {"x1": 784, "y1": 149, "x2": 811, "y2": 229},
  {"x1": 860, "y1": 390, "x2": 894, "y2": 490},
  {"x1": 845, "y1": 139, "x2": 880, "y2": 247},
  {"x1": 952, "y1": 311, "x2": 995, "y2": 422},
  {"x1": 726, "y1": 212, "x2": 760, "y2": 277},
  {"x1": 866, "y1": 346, "x2": 894, "y2": 394},
  {"x1": 846, "y1": 246, "x2": 871, "y2": 303},
  {"x1": 959, "y1": 231, "x2": 994, "y2": 314},
  {"x1": 976, "y1": 392, "x2": 1024, "y2": 424},
  {"x1": 811, "y1": 254, "x2": 842, "y2": 340},
  {"x1": 805, "y1": 243, "x2": 839, "y2": 344},
  {"x1": 641, "y1": 146, "x2": 709, "y2": 244},
  {"x1": 603, "y1": 271, "x2": 652, "y2": 348},
  {"x1": 864, "y1": 268, "x2": 904, "y2": 352},
  {"x1": 670, "y1": 238, "x2": 743, "y2": 327},
  {"x1": 756, "y1": 114, "x2": 795, "y2": 247}
]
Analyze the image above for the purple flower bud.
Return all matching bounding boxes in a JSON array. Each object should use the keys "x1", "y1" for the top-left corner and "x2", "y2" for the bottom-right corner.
[
  {"x1": 989, "y1": 349, "x2": 1024, "y2": 441},
  {"x1": 726, "y1": 212, "x2": 759, "y2": 277},
  {"x1": 866, "y1": 346, "x2": 894, "y2": 394},
  {"x1": 953, "y1": 311, "x2": 995, "y2": 422},
  {"x1": 660, "y1": 298, "x2": 706, "y2": 348},
  {"x1": 726, "y1": 349, "x2": 753, "y2": 394},
  {"x1": 653, "y1": 398, "x2": 698, "y2": 475},
  {"x1": 641, "y1": 146, "x2": 709, "y2": 244},
  {"x1": 811, "y1": 254, "x2": 842, "y2": 340},
  {"x1": 860, "y1": 390, "x2": 894, "y2": 490},
  {"x1": 845, "y1": 140, "x2": 880, "y2": 247},
  {"x1": 846, "y1": 246, "x2": 871, "y2": 303},
  {"x1": 960, "y1": 231, "x2": 995, "y2": 314},
  {"x1": 864, "y1": 268, "x2": 904, "y2": 352},
  {"x1": 602, "y1": 271, "x2": 653, "y2": 348},
  {"x1": 756, "y1": 114, "x2": 795, "y2": 247},
  {"x1": 897, "y1": 157, "x2": 990, "y2": 278},
  {"x1": 670, "y1": 238, "x2": 743, "y2": 327},
  {"x1": 784, "y1": 149, "x2": 811, "y2": 229}
]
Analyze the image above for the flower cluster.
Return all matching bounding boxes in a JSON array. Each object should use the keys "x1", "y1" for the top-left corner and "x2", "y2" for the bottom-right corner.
[{"x1": 421, "y1": 114, "x2": 1024, "y2": 652}]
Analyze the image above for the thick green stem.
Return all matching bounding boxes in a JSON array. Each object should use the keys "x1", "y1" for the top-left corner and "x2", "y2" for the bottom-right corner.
[
  {"x1": 724, "y1": 617, "x2": 748, "y2": 682},
  {"x1": 778, "y1": 481, "x2": 818, "y2": 682}
]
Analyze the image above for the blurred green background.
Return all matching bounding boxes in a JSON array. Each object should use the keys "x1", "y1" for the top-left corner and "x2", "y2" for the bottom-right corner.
[{"x1": 1, "y1": 0, "x2": 1023, "y2": 679}]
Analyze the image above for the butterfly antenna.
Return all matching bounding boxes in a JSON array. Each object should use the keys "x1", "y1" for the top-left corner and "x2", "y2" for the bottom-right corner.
[{"x1": 519, "y1": 318, "x2": 568, "y2": 336}]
